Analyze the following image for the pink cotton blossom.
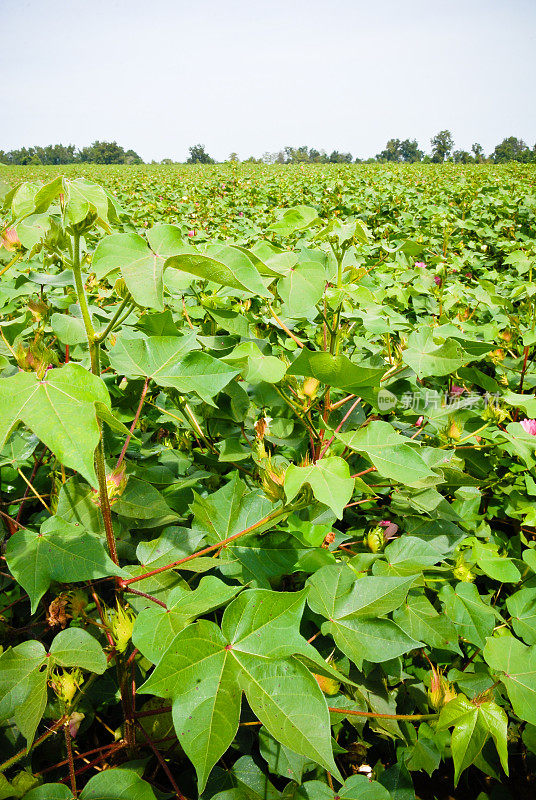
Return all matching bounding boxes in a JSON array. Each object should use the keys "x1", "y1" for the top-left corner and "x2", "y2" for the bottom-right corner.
[
  {"x1": 414, "y1": 261, "x2": 426, "y2": 269},
  {"x1": 450, "y1": 384, "x2": 464, "y2": 396},
  {"x1": 433, "y1": 275, "x2": 442, "y2": 286},
  {"x1": 416, "y1": 415, "x2": 424, "y2": 427},
  {"x1": 187, "y1": 230, "x2": 195, "y2": 238},
  {"x1": 239, "y1": 212, "x2": 244, "y2": 217},
  {"x1": 379, "y1": 520, "x2": 399, "y2": 539},
  {"x1": 521, "y1": 419, "x2": 536, "y2": 436},
  {"x1": 1, "y1": 227, "x2": 20, "y2": 251}
]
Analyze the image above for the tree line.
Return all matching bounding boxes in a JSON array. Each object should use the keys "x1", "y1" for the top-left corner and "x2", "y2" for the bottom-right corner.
[
  {"x1": 1, "y1": 134, "x2": 535, "y2": 166},
  {"x1": 0, "y1": 141, "x2": 143, "y2": 165}
]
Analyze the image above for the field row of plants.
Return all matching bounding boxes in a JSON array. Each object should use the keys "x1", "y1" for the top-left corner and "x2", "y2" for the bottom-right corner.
[{"x1": 0, "y1": 163, "x2": 535, "y2": 800}]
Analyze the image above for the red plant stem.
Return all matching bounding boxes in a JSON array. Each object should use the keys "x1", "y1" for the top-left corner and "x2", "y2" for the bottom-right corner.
[
  {"x1": 328, "y1": 707, "x2": 437, "y2": 721},
  {"x1": 135, "y1": 719, "x2": 189, "y2": 800},
  {"x1": 36, "y1": 741, "x2": 122, "y2": 776},
  {"x1": 344, "y1": 498, "x2": 378, "y2": 509},
  {"x1": 135, "y1": 705, "x2": 172, "y2": 719},
  {"x1": 64, "y1": 721, "x2": 77, "y2": 797},
  {"x1": 116, "y1": 377, "x2": 150, "y2": 468},
  {"x1": 350, "y1": 466, "x2": 377, "y2": 479},
  {"x1": 318, "y1": 397, "x2": 362, "y2": 459},
  {"x1": 0, "y1": 718, "x2": 65, "y2": 772},
  {"x1": 63, "y1": 743, "x2": 126, "y2": 781},
  {"x1": 88, "y1": 584, "x2": 116, "y2": 652},
  {"x1": 519, "y1": 344, "x2": 530, "y2": 393},
  {"x1": 329, "y1": 393, "x2": 356, "y2": 411},
  {"x1": 65, "y1": 344, "x2": 70, "y2": 363},
  {"x1": 124, "y1": 587, "x2": 167, "y2": 608},
  {"x1": 120, "y1": 507, "x2": 286, "y2": 587}
]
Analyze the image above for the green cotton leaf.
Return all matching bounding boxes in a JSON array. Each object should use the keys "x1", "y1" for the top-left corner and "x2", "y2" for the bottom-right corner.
[
  {"x1": 108, "y1": 333, "x2": 238, "y2": 404},
  {"x1": 0, "y1": 363, "x2": 113, "y2": 486},
  {"x1": 278, "y1": 260, "x2": 326, "y2": 317},
  {"x1": 140, "y1": 619, "x2": 242, "y2": 791},
  {"x1": 79, "y1": 768, "x2": 161, "y2": 800},
  {"x1": 22, "y1": 786, "x2": 74, "y2": 800},
  {"x1": 191, "y1": 471, "x2": 275, "y2": 544},
  {"x1": 63, "y1": 179, "x2": 111, "y2": 227},
  {"x1": 221, "y1": 589, "x2": 309, "y2": 658},
  {"x1": 393, "y1": 593, "x2": 462, "y2": 654},
  {"x1": 507, "y1": 588, "x2": 536, "y2": 645},
  {"x1": 284, "y1": 457, "x2": 354, "y2": 519},
  {"x1": 472, "y1": 541, "x2": 521, "y2": 583},
  {"x1": 223, "y1": 342, "x2": 287, "y2": 385},
  {"x1": 335, "y1": 421, "x2": 437, "y2": 487},
  {"x1": 291, "y1": 775, "x2": 390, "y2": 799},
  {"x1": 373, "y1": 536, "x2": 442, "y2": 577},
  {"x1": 323, "y1": 616, "x2": 421, "y2": 669},
  {"x1": 235, "y1": 655, "x2": 341, "y2": 782},
  {"x1": 219, "y1": 531, "x2": 334, "y2": 589},
  {"x1": 268, "y1": 205, "x2": 319, "y2": 235},
  {"x1": 259, "y1": 726, "x2": 315, "y2": 783},
  {"x1": 287, "y1": 349, "x2": 384, "y2": 396},
  {"x1": 133, "y1": 576, "x2": 242, "y2": 663},
  {"x1": 438, "y1": 694, "x2": 509, "y2": 784},
  {"x1": 5, "y1": 516, "x2": 126, "y2": 613},
  {"x1": 0, "y1": 629, "x2": 106, "y2": 746},
  {"x1": 139, "y1": 589, "x2": 340, "y2": 789},
  {"x1": 55, "y1": 476, "x2": 104, "y2": 533},
  {"x1": 48, "y1": 628, "x2": 106, "y2": 673},
  {"x1": 484, "y1": 634, "x2": 536, "y2": 725},
  {"x1": 0, "y1": 640, "x2": 47, "y2": 744},
  {"x1": 305, "y1": 565, "x2": 421, "y2": 668},
  {"x1": 112, "y1": 477, "x2": 178, "y2": 520},
  {"x1": 50, "y1": 312, "x2": 88, "y2": 345},
  {"x1": 92, "y1": 232, "x2": 166, "y2": 310},
  {"x1": 441, "y1": 583, "x2": 497, "y2": 649},
  {"x1": 146, "y1": 222, "x2": 184, "y2": 257},
  {"x1": 402, "y1": 327, "x2": 474, "y2": 378},
  {"x1": 166, "y1": 244, "x2": 271, "y2": 297}
]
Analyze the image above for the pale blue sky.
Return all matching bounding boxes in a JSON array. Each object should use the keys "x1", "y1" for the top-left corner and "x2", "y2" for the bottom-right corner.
[{"x1": 3, "y1": 0, "x2": 535, "y2": 161}]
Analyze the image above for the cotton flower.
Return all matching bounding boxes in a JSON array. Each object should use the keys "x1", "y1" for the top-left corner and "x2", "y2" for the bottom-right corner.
[
  {"x1": 187, "y1": 230, "x2": 195, "y2": 238},
  {"x1": 1, "y1": 227, "x2": 20, "y2": 251},
  {"x1": 378, "y1": 520, "x2": 399, "y2": 539},
  {"x1": 521, "y1": 419, "x2": 536, "y2": 435},
  {"x1": 433, "y1": 275, "x2": 442, "y2": 286},
  {"x1": 450, "y1": 384, "x2": 464, "y2": 396},
  {"x1": 414, "y1": 261, "x2": 426, "y2": 269},
  {"x1": 416, "y1": 416, "x2": 424, "y2": 427}
]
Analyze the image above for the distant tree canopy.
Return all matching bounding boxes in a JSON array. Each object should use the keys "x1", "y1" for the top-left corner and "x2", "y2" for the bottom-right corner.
[
  {"x1": 1, "y1": 134, "x2": 535, "y2": 167},
  {"x1": 187, "y1": 144, "x2": 215, "y2": 164},
  {"x1": 376, "y1": 138, "x2": 423, "y2": 163},
  {"x1": 0, "y1": 141, "x2": 143, "y2": 165},
  {"x1": 492, "y1": 137, "x2": 534, "y2": 164}
]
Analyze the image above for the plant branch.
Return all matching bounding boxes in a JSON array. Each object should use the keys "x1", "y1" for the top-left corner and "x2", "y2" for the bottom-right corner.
[
  {"x1": 116, "y1": 377, "x2": 149, "y2": 468},
  {"x1": 120, "y1": 506, "x2": 288, "y2": 587}
]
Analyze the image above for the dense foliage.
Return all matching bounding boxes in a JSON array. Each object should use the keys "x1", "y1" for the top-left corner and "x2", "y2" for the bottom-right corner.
[{"x1": 0, "y1": 163, "x2": 535, "y2": 800}]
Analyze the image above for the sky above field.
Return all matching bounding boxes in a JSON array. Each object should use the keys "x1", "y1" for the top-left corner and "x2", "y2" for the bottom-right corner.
[{"x1": 3, "y1": 0, "x2": 535, "y2": 162}]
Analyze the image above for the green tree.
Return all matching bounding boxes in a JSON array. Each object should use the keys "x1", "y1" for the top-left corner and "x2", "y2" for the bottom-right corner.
[
  {"x1": 187, "y1": 144, "x2": 215, "y2": 164},
  {"x1": 430, "y1": 130, "x2": 454, "y2": 162},
  {"x1": 492, "y1": 137, "x2": 532, "y2": 163},
  {"x1": 400, "y1": 139, "x2": 423, "y2": 162},
  {"x1": 471, "y1": 142, "x2": 485, "y2": 163},
  {"x1": 453, "y1": 150, "x2": 473, "y2": 164},
  {"x1": 376, "y1": 139, "x2": 402, "y2": 162}
]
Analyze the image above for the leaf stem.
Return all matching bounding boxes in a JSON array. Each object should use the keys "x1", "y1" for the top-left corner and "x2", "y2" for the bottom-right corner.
[
  {"x1": 64, "y1": 721, "x2": 77, "y2": 797},
  {"x1": 94, "y1": 294, "x2": 133, "y2": 344},
  {"x1": 328, "y1": 707, "x2": 438, "y2": 721},
  {"x1": 116, "y1": 377, "x2": 149, "y2": 468},
  {"x1": 120, "y1": 506, "x2": 288, "y2": 587},
  {"x1": 267, "y1": 304, "x2": 304, "y2": 348}
]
